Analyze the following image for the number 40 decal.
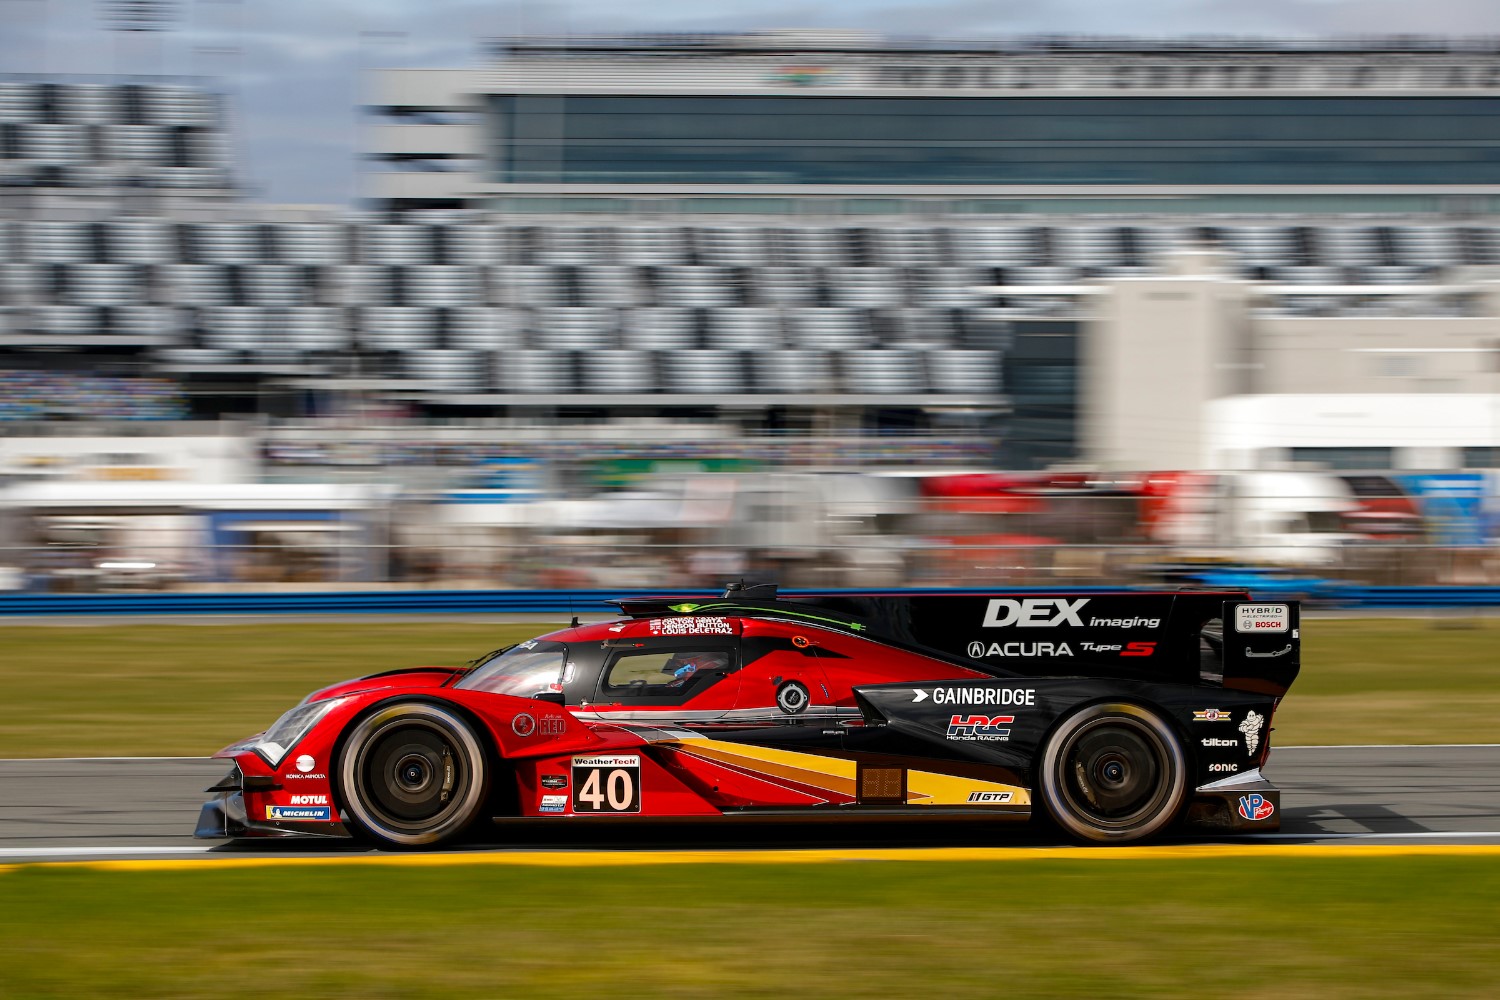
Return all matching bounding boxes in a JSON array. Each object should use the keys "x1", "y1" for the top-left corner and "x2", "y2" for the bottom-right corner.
[{"x1": 570, "y1": 755, "x2": 642, "y2": 813}]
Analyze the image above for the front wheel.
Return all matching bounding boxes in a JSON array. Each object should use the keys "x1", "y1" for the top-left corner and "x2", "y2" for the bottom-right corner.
[
  {"x1": 1038, "y1": 702, "x2": 1187, "y2": 843},
  {"x1": 337, "y1": 702, "x2": 489, "y2": 848}
]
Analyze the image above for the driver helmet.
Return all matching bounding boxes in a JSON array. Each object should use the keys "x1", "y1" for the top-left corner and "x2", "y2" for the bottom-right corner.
[{"x1": 662, "y1": 650, "x2": 727, "y2": 685}]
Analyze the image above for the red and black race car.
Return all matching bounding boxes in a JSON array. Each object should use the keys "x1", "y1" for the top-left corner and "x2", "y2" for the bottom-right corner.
[{"x1": 196, "y1": 585, "x2": 1300, "y2": 846}]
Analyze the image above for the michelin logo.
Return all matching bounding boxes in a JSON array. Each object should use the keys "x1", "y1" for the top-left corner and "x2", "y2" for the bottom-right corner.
[
  {"x1": 266, "y1": 805, "x2": 331, "y2": 822},
  {"x1": 1239, "y1": 710, "x2": 1265, "y2": 756}
]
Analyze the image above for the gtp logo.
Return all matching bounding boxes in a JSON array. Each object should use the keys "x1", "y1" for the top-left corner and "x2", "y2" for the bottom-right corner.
[
  {"x1": 947, "y1": 714, "x2": 1014, "y2": 742},
  {"x1": 981, "y1": 598, "x2": 1088, "y2": 628},
  {"x1": 1237, "y1": 793, "x2": 1275, "y2": 822}
]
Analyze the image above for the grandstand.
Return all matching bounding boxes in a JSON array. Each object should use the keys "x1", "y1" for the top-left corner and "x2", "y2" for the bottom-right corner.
[
  {"x1": 2, "y1": 37, "x2": 1500, "y2": 472},
  {"x1": 0, "y1": 78, "x2": 232, "y2": 194}
]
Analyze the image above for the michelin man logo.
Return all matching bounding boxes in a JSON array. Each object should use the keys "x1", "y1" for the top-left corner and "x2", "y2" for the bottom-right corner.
[{"x1": 1239, "y1": 710, "x2": 1265, "y2": 756}]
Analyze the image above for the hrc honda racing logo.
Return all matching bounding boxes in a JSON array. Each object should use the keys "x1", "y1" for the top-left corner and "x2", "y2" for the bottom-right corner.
[
  {"x1": 979, "y1": 598, "x2": 1160, "y2": 630},
  {"x1": 947, "y1": 715, "x2": 1014, "y2": 742}
]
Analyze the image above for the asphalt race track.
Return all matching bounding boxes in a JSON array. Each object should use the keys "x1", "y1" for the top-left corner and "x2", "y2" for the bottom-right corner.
[{"x1": 1, "y1": 745, "x2": 1497, "y2": 863}]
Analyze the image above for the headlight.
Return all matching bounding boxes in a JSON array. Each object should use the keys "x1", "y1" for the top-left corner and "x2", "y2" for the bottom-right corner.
[{"x1": 251, "y1": 697, "x2": 349, "y2": 767}]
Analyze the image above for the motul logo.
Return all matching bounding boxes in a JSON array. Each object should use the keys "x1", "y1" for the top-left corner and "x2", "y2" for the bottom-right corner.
[{"x1": 982, "y1": 598, "x2": 1089, "y2": 628}]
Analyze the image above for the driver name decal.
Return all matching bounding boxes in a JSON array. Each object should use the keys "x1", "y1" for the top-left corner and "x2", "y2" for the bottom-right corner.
[{"x1": 648, "y1": 617, "x2": 735, "y2": 636}]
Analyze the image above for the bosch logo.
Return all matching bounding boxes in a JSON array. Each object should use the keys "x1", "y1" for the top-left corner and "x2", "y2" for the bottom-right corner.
[{"x1": 946, "y1": 714, "x2": 1014, "y2": 742}]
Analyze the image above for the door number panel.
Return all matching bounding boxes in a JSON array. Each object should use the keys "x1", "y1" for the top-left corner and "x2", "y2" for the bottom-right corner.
[{"x1": 570, "y1": 755, "x2": 642, "y2": 813}]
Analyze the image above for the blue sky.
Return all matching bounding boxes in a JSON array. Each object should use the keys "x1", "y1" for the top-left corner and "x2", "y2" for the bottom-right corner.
[{"x1": 3, "y1": 0, "x2": 1498, "y2": 204}]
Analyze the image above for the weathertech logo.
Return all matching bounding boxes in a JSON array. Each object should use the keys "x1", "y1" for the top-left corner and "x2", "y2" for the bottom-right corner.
[{"x1": 947, "y1": 714, "x2": 1014, "y2": 742}]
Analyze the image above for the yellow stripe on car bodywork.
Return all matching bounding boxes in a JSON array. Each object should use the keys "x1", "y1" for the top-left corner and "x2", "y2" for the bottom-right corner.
[
  {"x1": 905, "y1": 769, "x2": 1031, "y2": 806},
  {"x1": 666, "y1": 738, "x2": 858, "y2": 797},
  {"x1": 663, "y1": 737, "x2": 1030, "y2": 806}
]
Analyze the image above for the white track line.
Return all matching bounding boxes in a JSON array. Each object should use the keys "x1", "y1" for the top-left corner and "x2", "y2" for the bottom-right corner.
[
  {"x1": 1275, "y1": 744, "x2": 1500, "y2": 750},
  {"x1": 1247, "y1": 831, "x2": 1500, "y2": 841},
  {"x1": 0, "y1": 846, "x2": 220, "y2": 858}
]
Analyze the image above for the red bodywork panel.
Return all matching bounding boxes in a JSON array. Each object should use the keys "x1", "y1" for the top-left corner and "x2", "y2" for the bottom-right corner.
[{"x1": 214, "y1": 613, "x2": 990, "y2": 824}]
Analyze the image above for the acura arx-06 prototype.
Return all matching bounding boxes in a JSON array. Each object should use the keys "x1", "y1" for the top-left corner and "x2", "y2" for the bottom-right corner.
[{"x1": 196, "y1": 586, "x2": 1300, "y2": 846}]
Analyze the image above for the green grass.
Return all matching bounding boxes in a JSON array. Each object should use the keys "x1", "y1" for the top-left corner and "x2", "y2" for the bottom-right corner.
[
  {"x1": 1, "y1": 856, "x2": 1497, "y2": 998},
  {"x1": 0, "y1": 617, "x2": 1495, "y2": 757},
  {"x1": 1280, "y1": 617, "x2": 1500, "y2": 746},
  {"x1": 0, "y1": 621, "x2": 544, "y2": 759}
]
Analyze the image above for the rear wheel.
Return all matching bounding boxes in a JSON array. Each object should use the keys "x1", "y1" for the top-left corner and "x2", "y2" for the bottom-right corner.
[
  {"x1": 338, "y1": 702, "x2": 489, "y2": 847},
  {"x1": 1038, "y1": 702, "x2": 1187, "y2": 843}
]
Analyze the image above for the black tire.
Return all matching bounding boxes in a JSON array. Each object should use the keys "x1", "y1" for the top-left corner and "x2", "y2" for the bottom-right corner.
[
  {"x1": 1038, "y1": 702, "x2": 1187, "y2": 844},
  {"x1": 337, "y1": 702, "x2": 489, "y2": 848}
]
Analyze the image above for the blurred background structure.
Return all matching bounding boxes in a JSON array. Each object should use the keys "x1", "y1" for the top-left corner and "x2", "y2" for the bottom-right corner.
[{"x1": 3, "y1": 24, "x2": 1500, "y2": 594}]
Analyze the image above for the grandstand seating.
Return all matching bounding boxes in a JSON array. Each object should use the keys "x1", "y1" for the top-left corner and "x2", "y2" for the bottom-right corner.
[
  {"x1": 0, "y1": 81, "x2": 231, "y2": 190},
  {"x1": 5, "y1": 185, "x2": 1500, "y2": 398}
]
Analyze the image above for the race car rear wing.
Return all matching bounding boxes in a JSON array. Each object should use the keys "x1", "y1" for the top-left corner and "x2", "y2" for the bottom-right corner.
[{"x1": 1217, "y1": 600, "x2": 1302, "y2": 697}]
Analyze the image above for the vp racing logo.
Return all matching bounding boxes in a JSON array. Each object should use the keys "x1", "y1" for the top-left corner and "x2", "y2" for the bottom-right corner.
[
  {"x1": 946, "y1": 714, "x2": 1014, "y2": 742},
  {"x1": 1237, "y1": 793, "x2": 1275, "y2": 822}
]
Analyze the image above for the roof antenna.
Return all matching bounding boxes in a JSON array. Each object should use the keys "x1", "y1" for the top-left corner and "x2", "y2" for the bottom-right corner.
[{"x1": 723, "y1": 580, "x2": 778, "y2": 600}]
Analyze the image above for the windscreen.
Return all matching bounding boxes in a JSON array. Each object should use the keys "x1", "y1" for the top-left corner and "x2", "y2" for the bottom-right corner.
[{"x1": 454, "y1": 641, "x2": 566, "y2": 698}]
